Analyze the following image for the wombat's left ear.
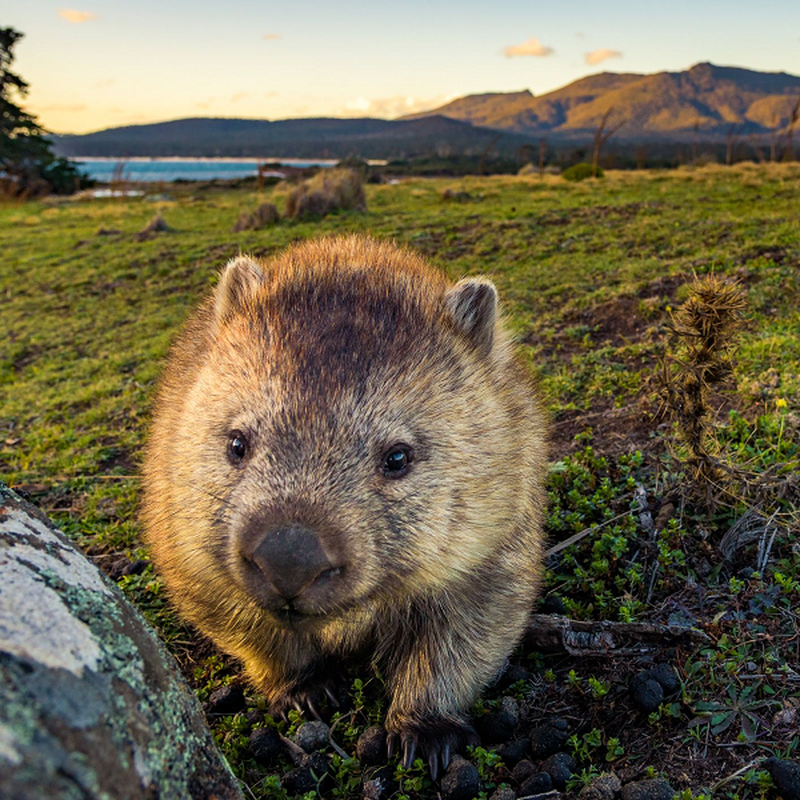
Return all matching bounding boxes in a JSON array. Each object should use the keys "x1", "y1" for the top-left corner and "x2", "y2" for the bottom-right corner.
[
  {"x1": 214, "y1": 255, "x2": 264, "y2": 323},
  {"x1": 445, "y1": 277, "x2": 498, "y2": 356}
]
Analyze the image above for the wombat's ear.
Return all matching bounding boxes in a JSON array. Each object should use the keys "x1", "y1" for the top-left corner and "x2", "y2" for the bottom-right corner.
[
  {"x1": 445, "y1": 277, "x2": 498, "y2": 356},
  {"x1": 214, "y1": 255, "x2": 264, "y2": 323}
]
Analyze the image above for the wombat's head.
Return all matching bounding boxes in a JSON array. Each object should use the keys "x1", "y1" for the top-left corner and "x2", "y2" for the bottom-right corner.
[{"x1": 149, "y1": 237, "x2": 532, "y2": 633}]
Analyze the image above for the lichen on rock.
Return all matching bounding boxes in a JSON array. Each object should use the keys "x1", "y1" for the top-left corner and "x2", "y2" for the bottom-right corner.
[{"x1": 0, "y1": 482, "x2": 242, "y2": 799}]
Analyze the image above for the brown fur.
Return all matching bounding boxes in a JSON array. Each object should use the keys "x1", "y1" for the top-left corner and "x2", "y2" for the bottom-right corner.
[{"x1": 141, "y1": 235, "x2": 547, "y2": 762}]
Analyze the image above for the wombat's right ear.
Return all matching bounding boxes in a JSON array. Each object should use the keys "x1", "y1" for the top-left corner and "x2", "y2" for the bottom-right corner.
[
  {"x1": 214, "y1": 255, "x2": 264, "y2": 323},
  {"x1": 445, "y1": 277, "x2": 498, "y2": 357}
]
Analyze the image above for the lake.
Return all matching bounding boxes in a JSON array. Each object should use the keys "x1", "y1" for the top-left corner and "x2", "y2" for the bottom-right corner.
[{"x1": 71, "y1": 157, "x2": 386, "y2": 183}]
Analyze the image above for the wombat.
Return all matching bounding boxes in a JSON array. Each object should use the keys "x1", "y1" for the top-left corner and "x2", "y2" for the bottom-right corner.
[{"x1": 142, "y1": 235, "x2": 546, "y2": 777}]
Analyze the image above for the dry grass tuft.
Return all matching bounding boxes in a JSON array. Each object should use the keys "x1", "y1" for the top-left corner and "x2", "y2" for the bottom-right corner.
[
  {"x1": 232, "y1": 202, "x2": 279, "y2": 232},
  {"x1": 284, "y1": 168, "x2": 366, "y2": 220}
]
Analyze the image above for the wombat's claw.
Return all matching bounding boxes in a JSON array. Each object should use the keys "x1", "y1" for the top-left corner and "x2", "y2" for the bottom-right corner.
[{"x1": 390, "y1": 720, "x2": 476, "y2": 781}]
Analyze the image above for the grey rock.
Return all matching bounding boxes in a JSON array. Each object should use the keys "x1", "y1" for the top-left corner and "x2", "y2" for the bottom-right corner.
[
  {"x1": 0, "y1": 483, "x2": 242, "y2": 799},
  {"x1": 489, "y1": 788, "x2": 517, "y2": 800},
  {"x1": 519, "y1": 771, "x2": 553, "y2": 795},
  {"x1": 356, "y1": 725, "x2": 386, "y2": 766},
  {"x1": 529, "y1": 717, "x2": 570, "y2": 758},
  {"x1": 541, "y1": 751, "x2": 576, "y2": 791},
  {"x1": 248, "y1": 726, "x2": 282, "y2": 766},
  {"x1": 441, "y1": 758, "x2": 480, "y2": 800},
  {"x1": 620, "y1": 778, "x2": 675, "y2": 800},
  {"x1": 293, "y1": 719, "x2": 330, "y2": 753},
  {"x1": 765, "y1": 758, "x2": 800, "y2": 800},
  {"x1": 579, "y1": 772, "x2": 622, "y2": 800}
]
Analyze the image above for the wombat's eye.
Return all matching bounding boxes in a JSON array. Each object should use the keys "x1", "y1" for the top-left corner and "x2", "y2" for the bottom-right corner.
[
  {"x1": 383, "y1": 444, "x2": 413, "y2": 478},
  {"x1": 228, "y1": 431, "x2": 249, "y2": 463}
]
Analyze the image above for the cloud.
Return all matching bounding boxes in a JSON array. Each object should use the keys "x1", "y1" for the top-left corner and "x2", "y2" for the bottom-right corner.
[
  {"x1": 263, "y1": 33, "x2": 281, "y2": 40},
  {"x1": 58, "y1": 8, "x2": 98, "y2": 23},
  {"x1": 95, "y1": 78, "x2": 116, "y2": 88},
  {"x1": 503, "y1": 37, "x2": 554, "y2": 58},
  {"x1": 585, "y1": 48, "x2": 622, "y2": 65},
  {"x1": 231, "y1": 92, "x2": 250, "y2": 103},
  {"x1": 195, "y1": 99, "x2": 214, "y2": 110},
  {"x1": 335, "y1": 94, "x2": 456, "y2": 119}
]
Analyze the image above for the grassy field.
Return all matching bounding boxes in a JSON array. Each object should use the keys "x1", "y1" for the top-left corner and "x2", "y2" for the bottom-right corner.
[{"x1": 2, "y1": 164, "x2": 799, "y2": 799}]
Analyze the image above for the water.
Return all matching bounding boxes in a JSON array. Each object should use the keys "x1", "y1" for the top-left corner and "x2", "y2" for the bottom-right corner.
[{"x1": 72, "y1": 157, "x2": 351, "y2": 183}]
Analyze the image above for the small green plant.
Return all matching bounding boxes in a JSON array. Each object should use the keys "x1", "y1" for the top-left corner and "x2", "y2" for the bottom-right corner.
[{"x1": 562, "y1": 162, "x2": 603, "y2": 182}]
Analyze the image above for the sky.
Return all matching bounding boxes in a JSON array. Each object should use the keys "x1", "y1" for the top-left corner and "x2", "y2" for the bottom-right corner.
[{"x1": 5, "y1": 1, "x2": 800, "y2": 134}]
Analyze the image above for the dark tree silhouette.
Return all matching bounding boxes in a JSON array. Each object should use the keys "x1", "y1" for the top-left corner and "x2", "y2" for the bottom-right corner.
[
  {"x1": 1, "y1": 27, "x2": 86, "y2": 196},
  {"x1": 592, "y1": 108, "x2": 625, "y2": 177}
]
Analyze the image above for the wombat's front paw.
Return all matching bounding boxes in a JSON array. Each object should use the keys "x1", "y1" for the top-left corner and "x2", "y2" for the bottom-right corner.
[
  {"x1": 387, "y1": 716, "x2": 478, "y2": 781},
  {"x1": 269, "y1": 677, "x2": 344, "y2": 721}
]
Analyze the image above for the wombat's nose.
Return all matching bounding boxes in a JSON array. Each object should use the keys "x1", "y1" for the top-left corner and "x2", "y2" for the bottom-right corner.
[{"x1": 249, "y1": 524, "x2": 336, "y2": 600}]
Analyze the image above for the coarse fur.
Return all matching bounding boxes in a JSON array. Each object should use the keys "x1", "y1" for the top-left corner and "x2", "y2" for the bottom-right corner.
[{"x1": 141, "y1": 235, "x2": 547, "y2": 771}]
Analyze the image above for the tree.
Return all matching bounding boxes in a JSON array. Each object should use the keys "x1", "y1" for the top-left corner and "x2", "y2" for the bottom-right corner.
[
  {"x1": 1, "y1": 27, "x2": 86, "y2": 196},
  {"x1": 591, "y1": 108, "x2": 625, "y2": 177}
]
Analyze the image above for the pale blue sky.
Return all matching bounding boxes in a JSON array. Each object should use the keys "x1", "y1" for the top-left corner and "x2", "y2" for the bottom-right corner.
[{"x1": 5, "y1": 1, "x2": 800, "y2": 133}]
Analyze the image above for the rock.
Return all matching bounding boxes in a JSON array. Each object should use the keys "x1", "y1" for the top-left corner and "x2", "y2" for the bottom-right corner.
[
  {"x1": 519, "y1": 771, "x2": 553, "y2": 795},
  {"x1": 764, "y1": 758, "x2": 800, "y2": 800},
  {"x1": 620, "y1": 778, "x2": 675, "y2": 800},
  {"x1": 293, "y1": 720, "x2": 330, "y2": 753},
  {"x1": 498, "y1": 738, "x2": 529, "y2": 767},
  {"x1": 511, "y1": 759, "x2": 537, "y2": 784},
  {"x1": 529, "y1": 717, "x2": 570, "y2": 758},
  {"x1": 245, "y1": 708, "x2": 265, "y2": 726},
  {"x1": 579, "y1": 772, "x2": 622, "y2": 800},
  {"x1": 648, "y1": 664, "x2": 680, "y2": 695},
  {"x1": 441, "y1": 758, "x2": 480, "y2": 800},
  {"x1": 356, "y1": 725, "x2": 386, "y2": 766},
  {"x1": 540, "y1": 594, "x2": 567, "y2": 614},
  {"x1": 497, "y1": 663, "x2": 533, "y2": 689},
  {"x1": 477, "y1": 697, "x2": 519, "y2": 742},
  {"x1": 0, "y1": 483, "x2": 242, "y2": 799},
  {"x1": 205, "y1": 683, "x2": 246, "y2": 715},
  {"x1": 540, "y1": 752, "x2": 576, "y2": 791},
  {"x1": 489, "y1": 788, "x2": 517, "y2": 800},
  {"x1": 282, "y1": 752, "x2": 329, "y2": 794},
  {"x1": 248, "y1": 726, "x2": 282, "y2": 766},
  {"x1": 630, "y1": 678, "x2": 664, "y2": 713}
]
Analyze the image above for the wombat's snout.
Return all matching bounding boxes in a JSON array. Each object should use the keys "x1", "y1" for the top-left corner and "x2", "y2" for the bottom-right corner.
[{"x1": 244, "y1": 523, "x2": 342, "y2": 604}]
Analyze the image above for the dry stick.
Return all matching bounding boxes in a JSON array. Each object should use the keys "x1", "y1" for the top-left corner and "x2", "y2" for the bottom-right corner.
[
  {"x1": 526, "y1": 613, "x2": 709, "y2": 657},
  {"x1": 544, "y1": 504, "x2": 633, "y2": 558}
]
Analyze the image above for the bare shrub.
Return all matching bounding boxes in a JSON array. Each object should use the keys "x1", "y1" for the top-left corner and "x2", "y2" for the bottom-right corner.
[
  {"x1": 232, "y1": 202, "x2": 279, "y2": 232},
  {"x1": 284, "y1": 168, "x2": 366, "y2": 220}
]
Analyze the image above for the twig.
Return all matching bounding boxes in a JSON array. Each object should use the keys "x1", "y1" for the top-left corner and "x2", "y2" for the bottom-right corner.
[
  {"x1": 526, "y1": 614, "x2": 709, "y2": 656},
  {"x1": 545, "y1": 503, "x2": 633, "y2": 558}
]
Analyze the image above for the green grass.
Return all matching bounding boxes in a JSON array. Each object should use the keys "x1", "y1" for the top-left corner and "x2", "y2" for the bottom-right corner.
[{"x1": 2, "y1": 163, "x2": 799, "y2": 798}]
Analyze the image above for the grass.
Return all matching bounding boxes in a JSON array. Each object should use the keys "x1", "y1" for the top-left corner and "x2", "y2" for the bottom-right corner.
[{"x1": 1, "y1": 162, "x2": 799, "y2": 798}]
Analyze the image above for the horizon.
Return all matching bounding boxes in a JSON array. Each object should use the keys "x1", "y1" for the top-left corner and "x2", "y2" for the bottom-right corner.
[{"x1": 6, "y1": 0, "x2": 800, "y2": 135}]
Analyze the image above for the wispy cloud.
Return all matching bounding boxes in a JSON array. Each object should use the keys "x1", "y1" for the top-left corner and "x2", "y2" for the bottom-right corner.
[
  {"x1": 503, "y1": 37, "x2": 554, "y2": 58},
  {"x1": 58, "y1": 8, "x2": 98, "y2": 23},
  {"x1": 336, "y1": 94, "x2": 455, "y2": 119},
  {"x1": 263, "y1": 33, "x2": 282, "y2": 40},
  {"x1": 231, "y1": 92, "x2": 250, "y2": 103},
  {"x1": 585, "y1": 48, "x2": 622, "y2": 66},
  {"x1": 195, "y1": 99, "x2": 214, "y2": 110}
]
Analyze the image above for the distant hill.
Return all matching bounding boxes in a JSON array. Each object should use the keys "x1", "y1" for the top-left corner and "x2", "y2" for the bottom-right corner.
[
  {"x1": 406, "y1": 63, "x2": 800, "y2": 140},
  {"x1": 53, "y1": 115, "x2": 537, "y2": 159}
]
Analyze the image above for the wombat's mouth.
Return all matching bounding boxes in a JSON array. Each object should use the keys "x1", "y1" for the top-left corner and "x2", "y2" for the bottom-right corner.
[{"x1": 270, "y1": 604, "x2": 329, "y2": 630}]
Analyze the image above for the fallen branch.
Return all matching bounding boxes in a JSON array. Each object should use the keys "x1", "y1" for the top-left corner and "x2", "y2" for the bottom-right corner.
[{"x1": 527, "y1": 613, "x2": 709, "y2": 657}]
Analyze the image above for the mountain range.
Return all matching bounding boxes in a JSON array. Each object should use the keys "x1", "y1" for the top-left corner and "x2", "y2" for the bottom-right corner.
[{"x1": 53, "y1": 62, "x2": 800, "y2": 159}]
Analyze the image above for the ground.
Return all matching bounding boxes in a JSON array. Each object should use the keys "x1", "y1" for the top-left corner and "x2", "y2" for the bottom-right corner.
[{"x1": 1, "y1": 164, "x2": 799, "y2": 799}]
